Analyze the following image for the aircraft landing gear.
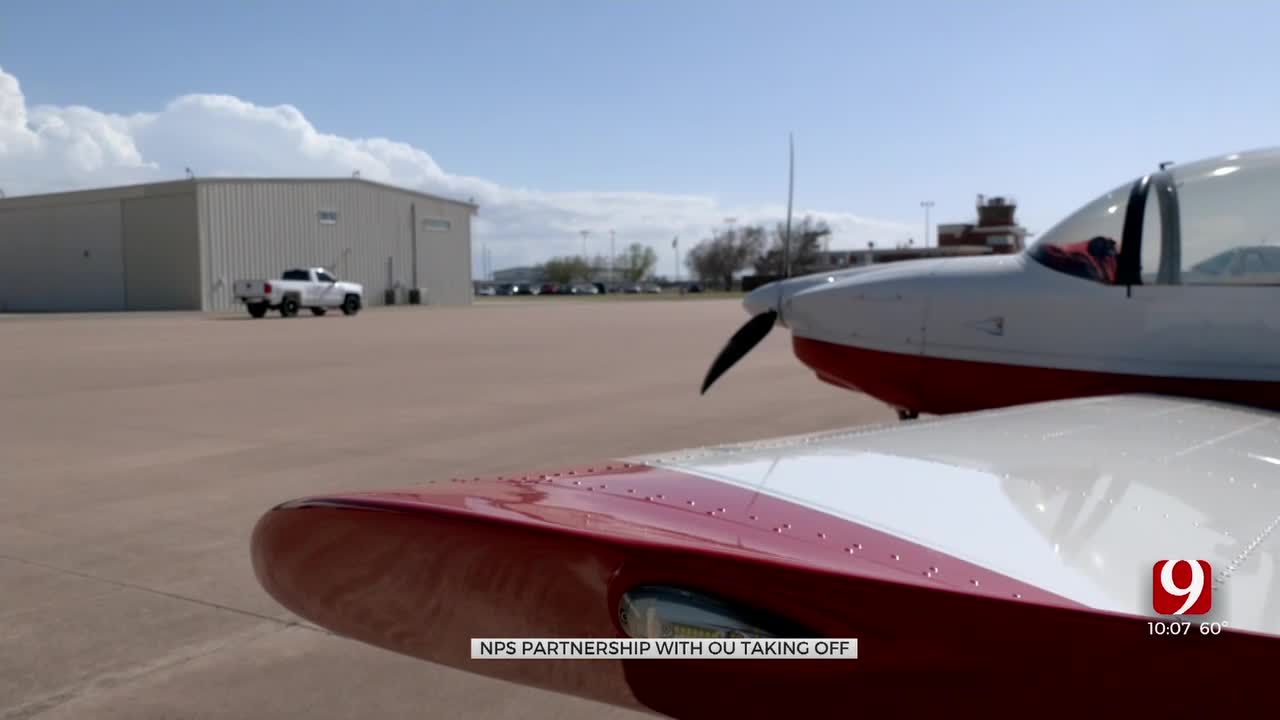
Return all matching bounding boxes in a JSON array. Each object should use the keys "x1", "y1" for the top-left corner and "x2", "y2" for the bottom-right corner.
[{"x1": 896, "y1": 408, "x2": 919, "y2": 421}]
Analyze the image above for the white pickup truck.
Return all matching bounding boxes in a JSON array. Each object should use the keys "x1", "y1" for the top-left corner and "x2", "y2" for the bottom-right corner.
[{"x1": 233, "y1": 268, "x2": 364, "y2": 318}]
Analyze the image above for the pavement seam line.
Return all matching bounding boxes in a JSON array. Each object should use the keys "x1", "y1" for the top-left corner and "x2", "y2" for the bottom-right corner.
[
  {"x1": 0, "y1": 551, "x2": 324, "y2": 632},
  {"x1": 8, "y1": 623, "x2": 295, "y2": 720}
]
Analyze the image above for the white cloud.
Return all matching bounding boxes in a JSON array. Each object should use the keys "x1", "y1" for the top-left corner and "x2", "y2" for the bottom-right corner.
[{"x1": 0, "y1": 66, "x2": 913, "y2": 275}]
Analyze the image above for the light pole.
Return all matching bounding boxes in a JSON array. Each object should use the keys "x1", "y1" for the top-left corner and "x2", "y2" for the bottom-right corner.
[
  {"x1": 920, "y1": 200, "x2": 934, "y2": 248},
  {"x1": 610, "y1": 229, "x2": 616, "y2": 283},
  {"x1": 580, "y1": 229, "x2": 590, "y2": 258}
]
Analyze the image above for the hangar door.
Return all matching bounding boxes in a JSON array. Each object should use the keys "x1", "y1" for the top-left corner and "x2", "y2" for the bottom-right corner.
[{"x1": 0, "y1": 201, "x2": 126, "y2": 312}]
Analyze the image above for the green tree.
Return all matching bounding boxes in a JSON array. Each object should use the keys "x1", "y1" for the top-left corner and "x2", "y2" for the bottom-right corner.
[
  {"x1": 542, "y1": 256, "x2": 591, "y2": 284},
  {"x1": 615, "y1": 242, "x2": 658, "y2": 282},
  {"x1": 589, "y1": 254, "x2": 610, "y2": 279},
  {"x1": 752, "y1": 215, "x2": 832, "y2": 276},
  {"x1": 685, "y1": 226, "x2": 766, "y2": 290}
]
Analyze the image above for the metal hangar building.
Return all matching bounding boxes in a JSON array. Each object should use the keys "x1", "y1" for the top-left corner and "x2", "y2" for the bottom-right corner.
[{"x1": 0, "y1": 177, "x2": 477, "y2": 312}]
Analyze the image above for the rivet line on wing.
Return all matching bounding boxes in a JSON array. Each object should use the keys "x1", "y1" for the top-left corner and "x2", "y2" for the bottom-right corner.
[{"x1": 1213, "y1": 512, "x2": 1280, "y2": 590}]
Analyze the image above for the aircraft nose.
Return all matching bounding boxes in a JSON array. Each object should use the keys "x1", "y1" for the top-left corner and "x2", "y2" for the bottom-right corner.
[
  {"x1": 743, "y1": 281, "x2": 782, "y2": 317},
  {"x1": 745, "y1": 274, "x2": 843, "y2": 324}
]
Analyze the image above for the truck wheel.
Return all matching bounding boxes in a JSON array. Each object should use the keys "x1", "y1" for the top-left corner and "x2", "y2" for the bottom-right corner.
[
  {"x1": 247, "y1": 303, "x2": 268, "y2": 318},
  {"x1": 280, "y1": 296, "x2": 300, "y2": 317},
  {"x1": 310, "y1": 307, "x2": 327, "y2": 316},
  {"x1": 341, "y1": 294, "x2": 361, "y2": 316}
]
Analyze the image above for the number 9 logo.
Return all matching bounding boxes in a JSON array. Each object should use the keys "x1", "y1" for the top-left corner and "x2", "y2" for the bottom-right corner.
[{"x1": 1153, "y1": 559, "x2": 1213, "y2": 615}]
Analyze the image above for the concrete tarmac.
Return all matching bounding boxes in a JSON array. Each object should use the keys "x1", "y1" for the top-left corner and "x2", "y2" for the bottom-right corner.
[{"x1": 0, "y1": 300, "x2": 895, "y2": 719}]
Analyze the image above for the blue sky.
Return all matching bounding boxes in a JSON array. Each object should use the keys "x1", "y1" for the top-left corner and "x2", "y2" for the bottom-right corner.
[{"x1": 3, "y1": 1, "x2": 1280, "y2": 270}]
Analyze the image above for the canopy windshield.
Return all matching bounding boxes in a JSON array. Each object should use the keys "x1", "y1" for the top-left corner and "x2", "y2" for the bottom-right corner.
[{"x1": 1027, "y1": 147, "x2": 1280, "y2": 286}]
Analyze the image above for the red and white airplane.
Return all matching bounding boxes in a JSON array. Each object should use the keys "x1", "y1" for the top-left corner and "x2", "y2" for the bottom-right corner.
[
  {"x1": 252, "y1": 148, "x2": 1280, "y2": 717},
  {"x1": 702, "y1": 147, "x2": 1280, "y2": 418}
]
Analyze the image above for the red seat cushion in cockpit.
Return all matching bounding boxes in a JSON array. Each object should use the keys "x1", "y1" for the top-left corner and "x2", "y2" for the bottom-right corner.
[{"x1": 1038, "y1": 237, "x2": 1119, "y2": 284}]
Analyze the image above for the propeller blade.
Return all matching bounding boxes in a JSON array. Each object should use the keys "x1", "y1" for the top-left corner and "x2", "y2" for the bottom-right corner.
[{"x1": 700, "y1": 310, "x2": 778, "y2": 395}]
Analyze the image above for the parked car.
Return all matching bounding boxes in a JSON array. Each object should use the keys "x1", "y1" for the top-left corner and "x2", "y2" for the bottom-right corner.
[
  {"x1": 569, "y1": 283, "x2": 599, "y2": 295},
  {"x1": 233, "y1": 267, "x2": 363, "y2": 318},
  {"x1": 642, "y1": 283, "x2": 662, "y2": 293},
  {"x1": 475, "y1": 285, "x2": 497, "y2": 296},
  {"x1": 540, "y1": 283, "x2": 562, "y2": 295}
]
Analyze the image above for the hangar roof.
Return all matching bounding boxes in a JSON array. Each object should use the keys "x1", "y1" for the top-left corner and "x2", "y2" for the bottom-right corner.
[{"x1": 0, "y1": 177, "x2": 478, "y2": 213}]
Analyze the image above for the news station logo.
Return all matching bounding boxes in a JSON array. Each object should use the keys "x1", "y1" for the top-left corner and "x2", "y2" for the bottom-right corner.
[{"x1": 1152, "y1": 559, "x2": 1212, "y2": 615}]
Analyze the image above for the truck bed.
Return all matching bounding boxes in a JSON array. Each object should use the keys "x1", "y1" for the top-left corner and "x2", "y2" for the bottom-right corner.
[{"x1": 233, "y1": 280, "x2": 271, "y2": 300}]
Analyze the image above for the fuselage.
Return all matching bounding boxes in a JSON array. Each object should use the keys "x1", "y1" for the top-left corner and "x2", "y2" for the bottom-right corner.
[{"x1": 751, "y1": 252, "x2": 1280, "y2": 415}]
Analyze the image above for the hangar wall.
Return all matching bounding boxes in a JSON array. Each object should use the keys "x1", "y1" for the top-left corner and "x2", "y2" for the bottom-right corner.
[
  {"x1": 122, "y1": 191, "x2": 202, "y2": 310},
  {"x1": 0, "y1": 178, "x2": 473, "y2": 313},
  {"x1": 0, "y1": 182, "x2": 201, "y2": 312},
  {"x1": 198, "y1": 180, "x2": 475, "y2": 311},
  {"x1": 0, "y1": 201, "x2": 126, "y2": 312},
  {"x1": 412, "y1": 194, "x2": 474, "y2": 307}
]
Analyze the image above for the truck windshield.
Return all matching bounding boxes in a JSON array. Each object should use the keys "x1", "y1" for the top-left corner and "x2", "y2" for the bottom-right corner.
[{"x1": 281, "y1": 270, "x2": 310, "y2": 281}]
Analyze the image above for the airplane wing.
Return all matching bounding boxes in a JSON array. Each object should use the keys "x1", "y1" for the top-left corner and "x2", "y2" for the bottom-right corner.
[{"x1": 251, "y1": 394, "x2": 1280, "y2": 717}]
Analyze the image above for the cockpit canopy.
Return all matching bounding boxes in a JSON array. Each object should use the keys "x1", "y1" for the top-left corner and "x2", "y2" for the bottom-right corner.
[{"x1": 1027, "y1": 147, "x2": 1280, "y2": 286}]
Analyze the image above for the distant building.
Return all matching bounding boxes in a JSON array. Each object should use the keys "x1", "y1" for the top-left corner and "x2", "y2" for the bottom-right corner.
[
  {"x1": 805, "y1": 194, "x2": 1027, "y2": 274},
  {"x1": 742, "y1": 193, "x2": 1028, "y2": 290},
  {"x1": 937, "y1": 195, "x2": 1028, "y2": 253}
]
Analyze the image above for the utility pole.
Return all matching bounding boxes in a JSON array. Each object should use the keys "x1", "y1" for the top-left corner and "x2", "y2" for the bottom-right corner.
[
  {"x1": 610, "y1": 229, "x2": 616, "y2": 283},
  {"x1": 784, "y1": 133, "x2": 795, "y2": 278},
  {"x1": 580, "y1": 229, "x2": 590, "y2": 259},
  {"x1": 920, "y1": 200, "x2": 935, "y2": 248}
]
